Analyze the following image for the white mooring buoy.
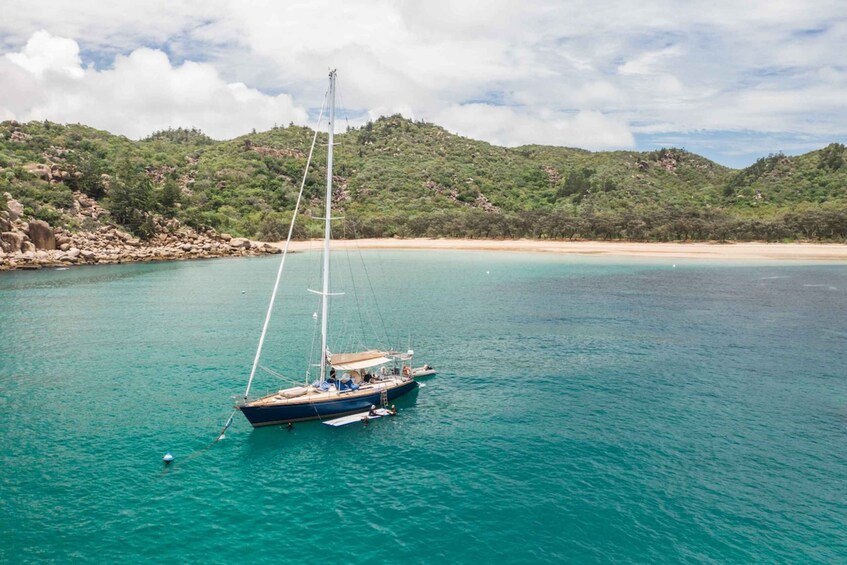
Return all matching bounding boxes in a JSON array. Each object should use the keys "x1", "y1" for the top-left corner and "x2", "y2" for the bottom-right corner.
[{"x1": 163, "y1": 452, "x2": 174, "y2": 464}]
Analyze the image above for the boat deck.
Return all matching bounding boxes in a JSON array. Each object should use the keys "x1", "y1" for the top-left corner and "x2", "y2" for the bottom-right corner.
[{"x1": 244, "y1": 379, "x2": 402, "y2": 407}]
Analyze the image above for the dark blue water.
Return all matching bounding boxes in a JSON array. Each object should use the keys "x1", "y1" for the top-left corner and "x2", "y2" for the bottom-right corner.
[{"x1": 1, "y1": 252, "x2": 846, "y2": 563}]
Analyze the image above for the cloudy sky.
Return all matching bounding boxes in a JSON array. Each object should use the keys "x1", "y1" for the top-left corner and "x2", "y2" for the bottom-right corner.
[{"x1": 1, "y1": 0, "x2": 845, "y2": 167}]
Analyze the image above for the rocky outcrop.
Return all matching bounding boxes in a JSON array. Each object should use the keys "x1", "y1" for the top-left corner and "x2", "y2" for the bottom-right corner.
[
  {"x1": 243, "y1": 140, "x2": 305, "y2": 159},
  {"x1": 5, "y1": 193, "x2": 23, "y2": 221},
  {"x1": 9, "y1": 130, "x2": 31, "y2": 143},
  {"x1": 0, "y1": 191, "x2": 280, "y2": 271},
  {"x1": 423, "y1": 179, "x2": 500, "y2": 213},
  {"x1": 25, "y1": 220, "x2": 56, "y2": 250},
  {"x1": 1, "y1": 231, "x2": 24, "y2": 253},
  {"x1": 543, "y1": 165, "x2": 561, "y2": 186},
  {"x1": 21, "y1": 162, "x2": 81, "y2": 185}
]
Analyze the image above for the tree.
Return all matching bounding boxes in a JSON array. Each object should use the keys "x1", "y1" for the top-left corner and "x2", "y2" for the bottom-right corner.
[
  {"x1": 817, "y1": 143, "x2": 845, "y2": 171},
  {"x1": 257, "y1": 213, "x2": 286, "y2": 241},
  {"x1": 109, "y1": 158, "x2": 154, "y2": 237},
  {"x1": 558, "y1": 168, "x2": 594, "y2": 198},
  {"x1": 159, "y1": 177, "x2": 181, "y2": 216},
  {"x1": 358, "y1": 121, "x2": 375, "y2": 145},
  {"x1": 64, "y1": 153, "x2": 106, "y2": 198}
]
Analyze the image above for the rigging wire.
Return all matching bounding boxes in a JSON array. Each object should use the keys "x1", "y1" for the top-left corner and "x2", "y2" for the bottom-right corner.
[
  {"x1": 258, "y1": 365, "x2": 300, "y2": 385},
  {"x1": 242, "y1": 87, "x2": 329, "y2": 401},
  {"x1": 306, "y1": 301, "x2": 321, "y2": 384},
  {"x1": 343, "y1": 240, "x2": 369, "y2": 350},
  {"x1": 336, "y1": 79, "x2": 352, "y2": 133},
  {"x1": 331, "y1": 78, "x2": 392, "y2": 352},
  {"x1": 205, "y1": 86, "x2": 331, "y2": 452},
  {"x1": 171, "y1": 77, "x2": 384, "y2": 465},
  {"x1": 350, "y1": 228, "x2": 392, "y2": 350}
]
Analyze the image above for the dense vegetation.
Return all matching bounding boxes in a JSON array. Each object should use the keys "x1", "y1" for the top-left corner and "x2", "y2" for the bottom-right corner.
[{"x1": 1, "y1": 118, "x2": 845, "y2": 241}]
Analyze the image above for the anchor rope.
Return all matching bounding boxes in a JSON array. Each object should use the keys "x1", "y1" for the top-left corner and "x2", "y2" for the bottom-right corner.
[{"x1": 165, "y1": 409, "x2": 236, "y2": 470}]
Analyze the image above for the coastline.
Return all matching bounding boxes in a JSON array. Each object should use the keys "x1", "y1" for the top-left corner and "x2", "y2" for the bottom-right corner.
[
  {"x1": 5, "y1": 238, "x2": 847, "y2": 272},
  {"x1": 278, "y1": 238, "x2": 847, "y2": 262},
  {"x1": 1, "y1": 191, "x2": 280, "y2": 272}
]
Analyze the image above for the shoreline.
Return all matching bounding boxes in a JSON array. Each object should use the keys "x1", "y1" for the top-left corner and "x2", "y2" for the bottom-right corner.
[
  {"x1": 277, "y1": 239, "x2": 847, "y2": 262},
  {"x1": 1, "y1": 191, "x2": 281, "y2": 272},
  {"x1": 5, "y1": 239, "x2": 847, "y2": 272}
]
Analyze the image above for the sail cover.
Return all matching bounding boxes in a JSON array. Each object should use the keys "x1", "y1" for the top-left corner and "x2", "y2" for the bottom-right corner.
[{"x1": 330, "y1": 350, "x2": 391, "y2": 370}]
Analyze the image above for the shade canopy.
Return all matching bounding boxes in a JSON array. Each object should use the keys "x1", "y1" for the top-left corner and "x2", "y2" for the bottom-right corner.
[{"x1": 330, "y1": 350, "x2": 391, "y2": 371}]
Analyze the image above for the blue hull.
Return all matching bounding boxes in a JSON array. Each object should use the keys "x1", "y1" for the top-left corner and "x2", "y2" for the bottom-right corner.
[{"x1": 238, "y1": 380, "x2": 418, "y2": 427}]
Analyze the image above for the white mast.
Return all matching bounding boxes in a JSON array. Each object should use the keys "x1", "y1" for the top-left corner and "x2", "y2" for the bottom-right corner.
[{"x1": 319, "y1": 69, "x2": 336, "y2": 384}]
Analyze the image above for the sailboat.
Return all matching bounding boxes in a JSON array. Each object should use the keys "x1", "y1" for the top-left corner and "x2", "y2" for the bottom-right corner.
[{"x1": 236, "y1": 70, "x2": 424, "y2": 427}]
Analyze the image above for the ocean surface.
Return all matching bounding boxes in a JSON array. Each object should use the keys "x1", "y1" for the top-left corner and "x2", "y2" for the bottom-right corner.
[{"x1": 1, "y1": 251, "x2": 846, "y2": 563}]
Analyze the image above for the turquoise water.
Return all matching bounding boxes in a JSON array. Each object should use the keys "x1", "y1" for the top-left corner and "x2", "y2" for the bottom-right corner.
[{"x1": 2, "y1": 252, "x2": 846, "y2": 563}]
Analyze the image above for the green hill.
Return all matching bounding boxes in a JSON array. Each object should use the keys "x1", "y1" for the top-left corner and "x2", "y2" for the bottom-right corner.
[{"x1": 1, "y1": 118, "x2": 845, "y2": 242}]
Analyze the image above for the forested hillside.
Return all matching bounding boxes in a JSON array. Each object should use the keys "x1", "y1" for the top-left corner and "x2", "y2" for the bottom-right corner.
[{"x1": 1, "y1": 117, "x2": 845, "y2": 242}]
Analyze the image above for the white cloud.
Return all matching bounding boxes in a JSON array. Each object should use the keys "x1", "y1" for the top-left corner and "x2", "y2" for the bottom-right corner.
[
  {"x1": 1, "y1": 31, "x2": 307, "y2": 139},
  {"x1": 5, "y1": 30, "x2": 83, "y2": 78},
  {"x1": 0, "y1": 0, "x2": 229, "y2": 54},
  {"x1": 0, "y1": 1, "x2": 845, "y2": 163},
  {"x1": 0, "y1": 58, "x2": 45, "y2": 120},
  {"x1": 434, "y1": 104, "x2": 635, "y2": 150},
  {"x1": 618, "y1": 47, "x2": 681, "y2": 76},
  {"x1": 571, "y1": 82, "x2": 626, "y2": 107}
]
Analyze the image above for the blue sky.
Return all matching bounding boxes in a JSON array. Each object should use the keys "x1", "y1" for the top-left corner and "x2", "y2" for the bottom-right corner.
[{"x1": 1, "y1": 0, "x2": 845, "y2": 168}]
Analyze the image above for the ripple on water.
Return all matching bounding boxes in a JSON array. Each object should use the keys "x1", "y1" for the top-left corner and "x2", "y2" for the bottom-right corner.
[{"x1": 1, "y1": 256, "x2": 846, "y2": 562}]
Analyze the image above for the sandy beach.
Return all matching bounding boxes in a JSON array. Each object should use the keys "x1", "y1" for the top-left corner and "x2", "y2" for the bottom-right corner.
[{"x1": 278, "y1": 239, "x2": 847, "y2": 262}]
